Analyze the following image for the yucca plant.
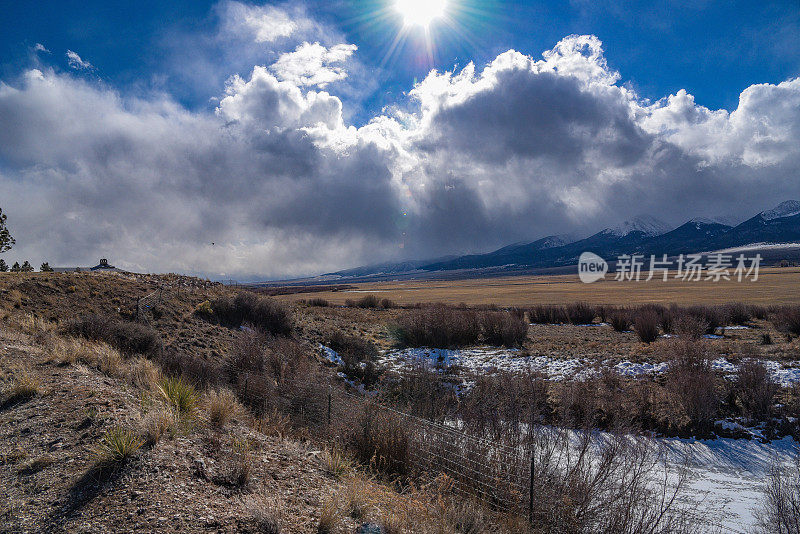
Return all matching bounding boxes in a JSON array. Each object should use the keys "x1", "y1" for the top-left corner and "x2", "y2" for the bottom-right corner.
[
  {"x1": 157, "y1": 376, "x2": 198, "y2": 414},
  {"x1": 94, "y1": 427, "x2": 143, "y2": 465}
]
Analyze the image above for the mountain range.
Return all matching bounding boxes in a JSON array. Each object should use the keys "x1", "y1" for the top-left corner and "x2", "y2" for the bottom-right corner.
[{"x1": 322, "y1": 201, "x2": 800, "y2": 280}]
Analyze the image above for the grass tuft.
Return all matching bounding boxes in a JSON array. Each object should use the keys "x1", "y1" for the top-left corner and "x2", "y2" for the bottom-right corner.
[
  {"x1": 94, "y1": 427, "x2": 143, "y2": 465},
  {"x1": 157, "y1": 376, "x2": 198, "y2": 415},
  {"x1": 317, "y1": 495, "x2": 341, "y2": 534},
  {"x1": 319, "y1": 448, "x2": 354, "y2": 479},
  {"x1": 206, "y1": 388, "x2": 239, "y2": 429}
]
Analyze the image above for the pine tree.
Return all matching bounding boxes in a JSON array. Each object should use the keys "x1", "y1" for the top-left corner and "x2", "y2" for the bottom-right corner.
[
  {"x1": 40, "y1": 262, "x2": 53, "y2": 272},
  {"x1": 0, "y1": 259, "x2": 7, "y2": 272},
  {"x1": 11, "y1": 262, "x2": 21, "y2": 272},
  {"x1": 21, "y1": 261, "x2": 34, "y2": 272},
  {"x1": 0, "y1": 208, "x2": 13, "y2": 254}
]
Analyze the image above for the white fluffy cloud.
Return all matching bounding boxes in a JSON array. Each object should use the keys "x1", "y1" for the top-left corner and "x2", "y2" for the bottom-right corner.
[
  {"x1": 1, "y1": 27, "x2": 799, "y2": 279},
  {"x1": 270, "y1": 42, "x2": 357, "y2": 87}
]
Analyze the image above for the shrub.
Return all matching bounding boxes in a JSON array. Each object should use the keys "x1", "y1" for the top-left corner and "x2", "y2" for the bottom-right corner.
[
  {"x1": 673, "y1": 314, "x2": 709, "y2": 340},
  {"x1": 155, "y1": 349, "x2": 221, "y2": 389},
  {"x1": 3, "y1": 370, "x2": 40, "y2": 406},
  {"x1": 685, "y1": 305, "x2": 722, "y2": 334},
  {"x1": 609, "y1": 310, "x2": 631, "y2": 332},
  {"x1": 529, "y1": 305, "x2": 567, "y2": 324},
  {"x1": 157, "y1": 376, "x2": 198, "y2": 415},
  {"x1": 529, "y1": 429, "x2": 694, "y2": 533},
  {"x1": 206, "y1": 388, "x2": 239, "y2": 429},
  {"x1": 327, "y1": 332, "x2": 383, "y2": 386},
  {"x1": 478, "y1": 311, "x2": 528, "y2": 347},
  {"x1": 319, "y1": 448, "x2": 354, "y2": 479},
  {"x1": 772, "y1": 305, "x2": 800, "y2": 337},
  {"x1": 94, "y1": 427, "x2": 143, "y2": 465},
  {"x1": 723, "y1": 303, "x2": 751, "y2": 326},
  {"x1": 735, "y1": 360, "x2": 777, "y2": 422},
  {"x1": 317, "y1": 495, "x2": 341, "y2": 534},
  {"x1": 633, "y1": 310, "x2": 660, "y2": 343},
  {"x1": 380, "y1": 298, "x2": 396, "y2": 309},
  {"x1": 355, "y1": 295, "x2": 380, "y2": 308},
  {"x1": 227, "y1": 437, "x2": 252, "y2": 487},
  {"x1": 565, "y1": 302, "x2": 596, "y2": 325},
  {"x1": 307, "y1": 297, "x2": 329, "y2": 307},
  {"x1": 383, "y1": 362, "x2": 457, "y2": 422},
  {"x1": 348, "y1": 404, "x2": 410, "y2": 477},
  {"x1": 391, "y1": 305, "x2": 479, "y2": 348},
  {"x1": 127, "y1": 357, "x2": 161, "y2": 390},
  {"x1": 662, "y1": 341, "x2": 720, "y2": 432},
  {"x1": 245, "y1": 493, "x2": 284, "y2": 534},
  {"x1": 63, "y1": 315, "x2": 162, "y2": 357},
  {"x1": 210, "y1": 292, "x2": 293, "y2": 336},
  {"x1": 195, "y1": 300, "x2": 214, "y2": 318},
  {"x1": 757, "y1": 457, "x2": 800, "y2": 534},
  {"x1": 750, "y1": 305, "x2": 768, "y2": 320},
  {"x1": 341, "y1": 477, "x2": 373, "y2": 520},
  {"x1": 141, "y1": 407, "x2": 176, "y2": 445},
  {"x1": 460, "y1": 370, "x2": 549, "y2": 441}
]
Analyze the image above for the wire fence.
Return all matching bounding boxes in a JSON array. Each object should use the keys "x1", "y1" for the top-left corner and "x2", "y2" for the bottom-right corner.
[
  {"x1": 228, "y1": 365, "x2": 533, "y2": 515},
  {"x1": 135, "y1": 288, "x2": 163, "y2": 323}
]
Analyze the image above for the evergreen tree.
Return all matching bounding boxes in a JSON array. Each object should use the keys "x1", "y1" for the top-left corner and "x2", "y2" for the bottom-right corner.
[
  {"x1": 11, "y1": 262, "x2": 21, "y2": 272},
  {"x1": 0, "y1": 259, "x2": 7, "y2": 272},
  {"x1": 40, "y1": 262, "x2": 53, "y2": 272},
  {"x1": 21, "y1": 261, "x2": 34, "y2": 272},
  {"x1": 0, "y1": 208, "x2": 13, "y2": 254}
]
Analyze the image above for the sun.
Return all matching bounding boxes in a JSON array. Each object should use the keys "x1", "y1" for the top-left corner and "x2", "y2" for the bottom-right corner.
[{"x1": 394, "y1": 0, "x2": 448, "y2": 28}]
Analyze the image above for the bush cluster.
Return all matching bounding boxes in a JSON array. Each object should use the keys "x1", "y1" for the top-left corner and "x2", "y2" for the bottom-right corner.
[
  {"x1": 209, "y1": 292, "x2": 293, "y2": 336},
  {"x1": 63, "y1": 315, "x2": 162, "y2": 357},
  {"x1": 391, "y1": 305, "x2": 527, "y2": 348}
]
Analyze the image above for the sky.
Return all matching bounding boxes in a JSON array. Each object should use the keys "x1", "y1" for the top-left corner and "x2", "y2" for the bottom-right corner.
[{"x1": 0, "y1": 0, "x2": 799, "y2": 280}]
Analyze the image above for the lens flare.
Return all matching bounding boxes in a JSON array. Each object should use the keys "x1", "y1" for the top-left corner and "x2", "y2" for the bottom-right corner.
[{"x1": 395, "y1": 0, "x2": 447, "y2": 27}]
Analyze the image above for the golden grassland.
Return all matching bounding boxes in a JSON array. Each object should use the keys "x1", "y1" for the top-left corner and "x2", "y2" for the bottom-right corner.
[{"x1": 275, "y1": 267, "x2": 800, "y2": 307}]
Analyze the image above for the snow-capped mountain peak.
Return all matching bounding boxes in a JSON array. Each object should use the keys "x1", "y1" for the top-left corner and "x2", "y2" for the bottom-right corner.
[
  {"x1": 761, "y1": 200, "x2": 800, "y2": 221},
  {"x1": 605, "y1": 215, "x2": 671, "y2": 237}
]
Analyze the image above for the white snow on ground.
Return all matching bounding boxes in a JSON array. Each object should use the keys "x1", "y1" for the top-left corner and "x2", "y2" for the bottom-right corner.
[
  {"x1": 659, "y1": 435, "x2": 797, "y2": 533},
  {"x1": 319, "y1": 344, "x2": 343, "y2": 365},
  {"x1": 374, "y1": 346, "x2": 800, "y2": 387},
  {"x1": 320, "y1": 343, "x2": 800, "y2": 532}
]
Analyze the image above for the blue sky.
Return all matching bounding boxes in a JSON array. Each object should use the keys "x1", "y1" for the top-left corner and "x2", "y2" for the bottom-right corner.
[
  {"x1": 2, "y1": 1, "x2": 797, "y2": 117},
  {"x1": 0, "y1": 1, "x2": 799, "y2": 279}
]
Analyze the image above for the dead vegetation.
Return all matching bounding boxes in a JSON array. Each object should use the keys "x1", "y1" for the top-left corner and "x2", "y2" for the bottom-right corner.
[{"x1": 2, "y1": 272, "x2": 799, "y2": 532}]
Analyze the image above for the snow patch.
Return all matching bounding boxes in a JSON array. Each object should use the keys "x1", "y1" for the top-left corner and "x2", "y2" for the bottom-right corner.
[{"x1": 761, "y1": 200, "x2": 800, "y2": 221}]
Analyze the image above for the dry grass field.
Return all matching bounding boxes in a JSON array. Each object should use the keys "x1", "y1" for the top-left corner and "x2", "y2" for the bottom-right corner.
[{"x1": 275, "y1": 267, "x2": 800, "y2": 307}]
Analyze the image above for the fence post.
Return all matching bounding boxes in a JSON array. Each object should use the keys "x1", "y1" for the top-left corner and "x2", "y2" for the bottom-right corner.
[
  {"x1": 529, "y1": 449, "x2": 535, "y2": 524},
  {"x1": 327, "y1": 387, "x2": 332, "y2": 426}
]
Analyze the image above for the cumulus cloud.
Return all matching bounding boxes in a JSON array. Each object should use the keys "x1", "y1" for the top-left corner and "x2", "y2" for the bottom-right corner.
[
  {"x1": 0, "y1": 27, "x2": 799, "y2": 279},
  {"x1": 270, "y1": 42, "x2": 357, "y2": 87},
  {"x1": 65, "y1": 50, "x2": 93, "y2": 70}
]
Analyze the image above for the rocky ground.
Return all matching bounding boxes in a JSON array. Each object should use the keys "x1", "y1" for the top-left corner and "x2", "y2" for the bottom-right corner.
[{"x1": 0, "y1": 326, "x2": 343, "y2": 533}]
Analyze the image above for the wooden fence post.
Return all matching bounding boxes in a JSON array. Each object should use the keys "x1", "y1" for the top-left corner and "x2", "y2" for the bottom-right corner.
[
  {"x1": 327, "y1": 388, "x2": 332, "y2": 426},
  {"x1": 529, "y1": 450, "x2": 535, "y2": 524}
]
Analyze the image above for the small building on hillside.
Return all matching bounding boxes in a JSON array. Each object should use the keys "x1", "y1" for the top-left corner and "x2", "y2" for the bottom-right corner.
[
  {"x1": 91, "y1": 258, "x2": 116, "y2": 271},
  {"x1": 53, "y1": 259, "x2": 123, "y2": 273}
]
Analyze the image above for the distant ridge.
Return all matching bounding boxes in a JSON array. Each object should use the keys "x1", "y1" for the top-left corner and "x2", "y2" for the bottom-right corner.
[{"x1": 324, "y1": 201, "x2": 800, "y2": 279}]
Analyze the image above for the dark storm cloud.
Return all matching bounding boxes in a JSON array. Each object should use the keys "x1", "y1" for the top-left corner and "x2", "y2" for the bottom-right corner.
[{"x1": 0, "y1": 25, "x2": 799, "y2": 278}]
